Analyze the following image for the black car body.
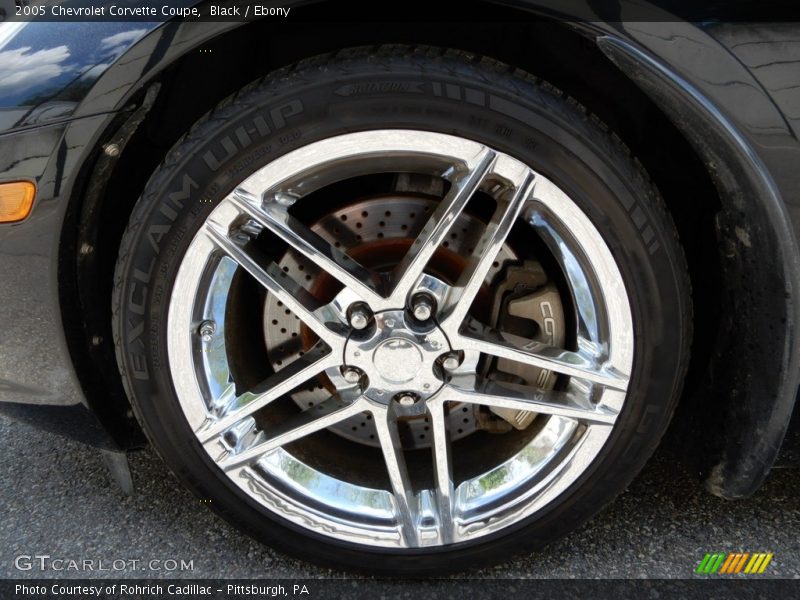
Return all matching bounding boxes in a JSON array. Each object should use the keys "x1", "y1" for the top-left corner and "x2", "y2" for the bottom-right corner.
[{"x1": 0, "y1": 0, "x2": 798, "y2": 540}]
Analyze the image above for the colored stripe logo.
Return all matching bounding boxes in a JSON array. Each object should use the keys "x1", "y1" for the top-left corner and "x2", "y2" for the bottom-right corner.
[{"x1": 696, "y1": 552, "x2": 773, "y2": 574}]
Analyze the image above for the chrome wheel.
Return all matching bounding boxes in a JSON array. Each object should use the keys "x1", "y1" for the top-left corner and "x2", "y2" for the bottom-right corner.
[{"x1": 166, "y1": 130, "x2": 633, "y2": 549}]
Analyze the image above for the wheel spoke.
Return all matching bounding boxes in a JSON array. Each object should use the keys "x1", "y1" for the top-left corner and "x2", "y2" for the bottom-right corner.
[
  {"x1": 428, "y1": 399, "x2": 455, "y2": 544},
  {"x1": 372, "y1": 405, "x2": 420, "y2": 547},
  {"x1": 388, "y1": 148, "x2": 496, "y2": 304},
  {"x1": 446, "y1": 378, "x2": 619, "y2": 425},
  {"x1": 216, "y1": 393, "x2": 367, "y2": 471},
  {"x1": 227, "y1": 190, "x2": 385, "y2": 305},
  {"x1": 196, "y1": 344, "x2": 339, "y2": 443},
  {"x1": 456, "y1": 324, "x2": 629, "y2": 391},
  {"x1": 438, "y1": 166, "x2": 536, "y2": 335},
  {"x1": 204, "y1": 221, "x2": 345, "y2": 345}
]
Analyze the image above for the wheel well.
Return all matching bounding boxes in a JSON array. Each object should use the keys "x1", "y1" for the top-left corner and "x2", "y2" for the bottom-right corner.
[{"x1": 67, "y1": 16, "x2": 722, "y2": 449}]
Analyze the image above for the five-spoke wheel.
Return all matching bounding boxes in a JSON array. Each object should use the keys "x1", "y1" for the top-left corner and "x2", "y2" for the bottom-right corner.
[{"x1": 168, "y1": 131, "x2": 632, "y2": 548}]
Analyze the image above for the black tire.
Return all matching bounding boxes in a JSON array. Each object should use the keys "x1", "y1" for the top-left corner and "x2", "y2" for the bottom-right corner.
[{"x1": 113, "y1": 45, "x2": 691, "y2": 575}]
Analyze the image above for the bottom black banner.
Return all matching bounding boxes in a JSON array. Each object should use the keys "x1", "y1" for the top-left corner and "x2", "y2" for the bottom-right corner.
[{"x1": 3, "y1": 579, "x2": 799, "y2": 600}]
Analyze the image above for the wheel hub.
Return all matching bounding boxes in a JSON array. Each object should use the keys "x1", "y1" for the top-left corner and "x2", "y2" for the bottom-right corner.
[
  {"x1": 344, "y1": 310, "x2": 450, "y2": 404},
  {"x1": 373, "y1": 338, "x2": 422, "y2": 383}
]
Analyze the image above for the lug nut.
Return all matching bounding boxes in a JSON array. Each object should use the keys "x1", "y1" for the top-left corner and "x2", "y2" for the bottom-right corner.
[
  {"x1": 410, "y1": 293, "x2": 435, "y2": 322},
  {"x1": 199, "y1": 320, "x2": 216, "y2": 342},
  {"x1": 395, "y1": 393, "x2": 417, "y2": 407},
  {"x1": 342, "y1": 366, "x2": 363, "y2": 384},
  {"x1": 441, "y1": 353, "x2": 461, "y2": 371},
  {"x1": 348, "y1": 304, "x2": 371, "y2": 330}
]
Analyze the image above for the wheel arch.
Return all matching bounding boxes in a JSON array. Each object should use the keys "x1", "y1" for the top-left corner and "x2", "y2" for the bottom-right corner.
[{"x1": 595, "y1": 32, "x2": 800, "y2": 499}]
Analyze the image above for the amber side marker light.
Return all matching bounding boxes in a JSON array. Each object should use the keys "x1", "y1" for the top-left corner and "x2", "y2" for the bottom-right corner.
[{"x1": 0, "y1": 181, "x2": 36, "y2": 223}]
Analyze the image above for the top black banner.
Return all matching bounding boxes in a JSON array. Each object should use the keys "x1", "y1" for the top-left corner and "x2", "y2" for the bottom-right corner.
[{"x1": 2, "y1": 0, "x2": 800, "y2": 23}]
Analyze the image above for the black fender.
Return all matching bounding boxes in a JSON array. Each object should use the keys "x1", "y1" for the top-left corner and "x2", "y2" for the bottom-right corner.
[
  {"x1": 2, "y1": 2, "x2": 796, "y2": 500},
  {"x1": 590, "y1": 24, "x2": 800, "y2": 498}
]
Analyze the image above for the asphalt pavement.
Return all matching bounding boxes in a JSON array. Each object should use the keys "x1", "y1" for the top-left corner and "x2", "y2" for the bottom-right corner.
[{"x1": 1, "y1": 414, "x2": 798, "y2": 580}]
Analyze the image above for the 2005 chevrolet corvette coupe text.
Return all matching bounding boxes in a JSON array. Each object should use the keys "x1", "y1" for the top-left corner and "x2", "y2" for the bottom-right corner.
[{"x1": 1, "y1": 0, "x2": 799, "y2": 574}]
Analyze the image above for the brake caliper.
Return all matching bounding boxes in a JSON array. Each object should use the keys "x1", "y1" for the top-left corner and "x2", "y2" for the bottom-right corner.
[{"x1": 483, "y1": 261, "x2": 566, "y2": 430}]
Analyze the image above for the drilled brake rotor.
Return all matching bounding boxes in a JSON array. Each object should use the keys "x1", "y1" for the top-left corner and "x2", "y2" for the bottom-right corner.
[{"x1": 262, "y1": 195, "x2": 516, "y2": 449}]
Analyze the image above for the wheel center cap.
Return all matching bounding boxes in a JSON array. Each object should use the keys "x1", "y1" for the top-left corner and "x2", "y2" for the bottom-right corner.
[
  {"x1": 343, "y1": 309, "x2": 450, "y2": 403},
  {"x1": 373, "y1": 338, "x2": 423, "y2": 383}
]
